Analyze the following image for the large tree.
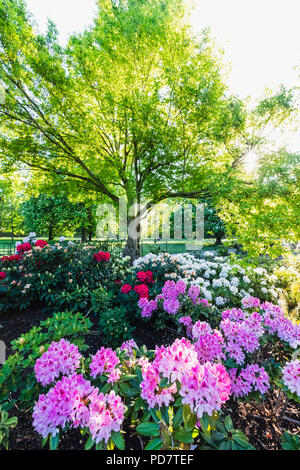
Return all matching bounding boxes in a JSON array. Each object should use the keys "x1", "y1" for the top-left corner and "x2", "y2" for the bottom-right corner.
[{"x1": 0, "y1": 0, "x2": 296, "y2": 259}]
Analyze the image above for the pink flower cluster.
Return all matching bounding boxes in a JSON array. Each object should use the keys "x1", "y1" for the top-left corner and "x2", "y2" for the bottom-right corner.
[
  {"x1": 261, "y1": 302, "x2": 300, "y2": 349},
  {"x1": 140, "y1": 338, "x2": 231, "y2": 417},
  {"x1": 140, "y1": 361, "x2": 177, "y2": 408},
  {"x1": 93, "y1": 251, "x2": 110, "y2": 262},
  {"x1": 120, "y1": 339, "x2": 138, "y2": 356},
  {"x1": 220, "y1": 310, "x2": 264, "y2": 365},
  {"x1": 33, "y1": 374, "x2": 125, "y2": 443},
  {"x1": 178, "y1": 316, "x2": 193, "y2": 337},
  {"x1": 90, "y1": 347, "x2": 121, "y2": 384},
  {"x1": 192, "y1": 321, "x2": 225, "y2": 364},
  {"x1": 138, "y1": 279, "x2": 209, "y2": 318},
  {"x1": 180, "y1": 362, "x2": 231, "y2": 418},
  {"x1": 242, "y1": 296, "x2": 261, "y2": 309},
  {"x1": 33, "y1": 374, "x2": 95, "y2": 437},
  {"x1": 138, "y1": 298, "x2": 158, "y2": 318},
  {"x1": 282, "y1": 359, "x2": 300, "y2": 397},
  {"x1": 34, "y1": 339, "x2": 82, "y2": 386},
  {"x1": 229, "y1": 364, "x2": 270, "y2": 397},
  {"x1": 88, "y1": 390, "x2": 125, "y2": 444}
]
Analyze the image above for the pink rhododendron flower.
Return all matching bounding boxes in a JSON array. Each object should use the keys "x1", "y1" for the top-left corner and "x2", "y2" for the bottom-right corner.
[
  {"x1": 229, "y1": 364, "x2": 270, "y2": 397},
  {"x1": 88, "y1": 390, "x2": 125, "y2": 444},
  {"x1": 180, "y1": 362, "x2": 231, "y2": 418},
  {"x1": 33, "y1": 374, "x2": 95, "y2": 438},
  {"x1": 282, "y1": 359, "x2": 300, "y2": 396},
  {"x1": 153, "y1": 338, "x2": 198, "y2": 383},
  {"x1": 242, "y1": 296, "x2": 261, "y2": 309},
  {"x1": 261, "y1": 302, "x2": 300, "y2": 348},
  {"x1": 120, "y1": 339, "x2": 138, "y2": 356},
  {"x1": 90, "y1": 347, "x2": 120, "y2": 379},
  {"x1": 138, "y1": 298, "x2": 158, "y2": 317},
  {"x1": 34, "y1": 339, "x2": 82, "y2": 386},
  {"x1": 140, "y1": 362, "x2": 177, "y2": 409}
]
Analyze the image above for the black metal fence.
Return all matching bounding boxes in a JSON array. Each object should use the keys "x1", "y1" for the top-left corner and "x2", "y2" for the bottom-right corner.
[{"x1": 0, "y1": 242, "x2": 14, "y2": 256}]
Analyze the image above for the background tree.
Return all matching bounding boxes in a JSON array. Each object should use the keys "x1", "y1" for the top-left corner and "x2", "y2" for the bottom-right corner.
[
  {"x1": 21, "y1": 194, "x2": 96, "y2": 241},
  {"x1": 0, "y1": 0, "x2": 296, "y2": 259}
]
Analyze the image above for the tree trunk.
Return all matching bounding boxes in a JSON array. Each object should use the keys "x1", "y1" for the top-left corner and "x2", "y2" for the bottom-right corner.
[
  {"x1": 48, "y1": 223, "x2": 54, "y2": 241},
  {"x1": 214, "y1": 231, "x2": 224, "y2": 245},
  {"x1": 122, "y1": 208, "x2": 141, "y2": 263},
  {"x1": 123, "y1": 235, "x2": 141, "y2": 263},
  {"x1": 81, "y1": 227, "x2": 88, "y2": 242}
]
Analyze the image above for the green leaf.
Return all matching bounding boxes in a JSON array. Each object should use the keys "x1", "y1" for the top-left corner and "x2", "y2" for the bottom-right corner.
[
  {"x1": 173, "y1": 428, "x2": 194, "y2": 444},
  {"x1": 145, "y1": 438, "x2": 163, "y2": 450},
  {"x1": 111, "y1": 431, "x2": 125, "y2": 450},
  {"x1": 136, "y1": 422, "x2": 160, "y2": 437},
  {"x1": 85, "y1": 436, "x2": 95, "y2": 450},
  {"x1": 232, "y1": 436, "x2": 255, "y2": 450},
  {"x1": 224, "y1": 416, "x2": 233, "y2": 432},
  {"x1": 49, "y1": 433, "x2": 59, "y2": 450}
]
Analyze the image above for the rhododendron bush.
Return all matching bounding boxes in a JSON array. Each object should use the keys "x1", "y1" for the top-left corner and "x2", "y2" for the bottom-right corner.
[
  {"x1": 26, "y1": 297, "x2": 299, "y2": 450},
  {"x1": 134, "y1": 251, "x2": 280, "y2": 306},
  {"x1": 0, "y1": 236, "x2": 132, "y2": 313}
]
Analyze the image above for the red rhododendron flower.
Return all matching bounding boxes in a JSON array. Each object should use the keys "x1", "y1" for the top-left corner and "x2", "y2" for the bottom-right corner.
[
  {"x1": 0, "y1": 271, "x2": 6, "y2": 280},
  {"x1": 35, "y1": 240, "x2": 48, "y2": 248},
  {"x1": 121, "y1": 284, "x2": 132, "y2": 294},
  {"x1": 17, "y1": 243, "x2": 32, "y2": 253},
  {"x1": 137, "y1": 270, "x2": 154, "y2": 284},
  {"x1": 93, "y1": 251, "x2": 111, "y2": 262},
  {"x1": 134, "y1": 284, "x2": 149, "y2": 299},
  {"x1": 1, "y1": 254, "x2": 22, "y2": 262}
]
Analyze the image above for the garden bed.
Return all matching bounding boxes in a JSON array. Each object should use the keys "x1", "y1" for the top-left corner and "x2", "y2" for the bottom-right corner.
[{"x1": 1, "y1": 306, "x2": 299, "y2": 451}]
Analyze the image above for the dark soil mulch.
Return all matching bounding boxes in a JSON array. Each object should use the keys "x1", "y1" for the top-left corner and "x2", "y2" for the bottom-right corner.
[{"x1": 1, "y1": 307, "x2": 299, "y2": 451}]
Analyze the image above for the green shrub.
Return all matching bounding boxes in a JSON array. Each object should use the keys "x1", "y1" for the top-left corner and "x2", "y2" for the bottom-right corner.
[
  {"x1": 98, "y1": 306, "x2": 135, "y2": 348},
  {"x1": 0, "y1": 403, "x2": 17, "y2": 450},
  {"x1": 0, "y1": 311, "x2": 92, "y2": 410}
]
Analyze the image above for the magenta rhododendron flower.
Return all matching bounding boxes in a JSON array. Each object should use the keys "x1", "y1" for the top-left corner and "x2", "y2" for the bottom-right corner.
[
  {"x1": 0, "y1": 271, "x2": 6, "y2": 280},
  {"x1": 1, "y1": 254, "x2": 22, "y2": 262},
  {"x1": 17, "y1": 242, "x2": 32, "y2": 253},
  {"x1": 134, "y1": 284, "x2": 149, "y2": 299},
  {"x1": 34, "y1": 339, "x2": 82, "y2": 386},
  {"x1": 138, "y1": 298, "x2": 158, "y2": 317},
  {"x1": 93, "y1": 251, "x2": 110, "y2": 262},
  {"x1": 121, "y1": 284, "x2": 132, "y2": 294},
  {"x1": 35, "y1": 240, "x2": 48, "y2": 248},
  {"x1": 178, "y1": 316, "x2": 193, "y2": 337},
  {"x1": 136, "y1": 270, "x2": 154, "y2": 284}
]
